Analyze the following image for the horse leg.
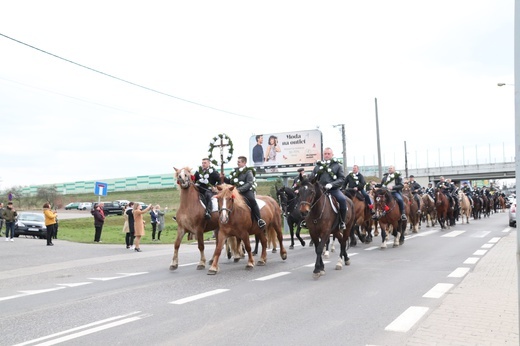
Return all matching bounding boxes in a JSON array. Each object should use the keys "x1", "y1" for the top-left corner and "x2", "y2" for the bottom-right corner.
[
  {"x1": 195, "y1": 232, "x2": 207, "y2": 270},
  {"x1": 256, "y1": 231, "x2": 268, "y2": 266},
  {"x1": 252, "y1": 234, "x2": 260, "y2": 256},
  {"x1": 296, "y1": 223, "x2": 305, "y2": 247},
  {"x1": 241, "y1": 234, "x2": 256, "y2": 270},
  {"x1": 169, "y1": 229, "x2": 186, "y2": 270},
  {"x1": 350, "y1": 225, "x2": 358, "y2": 247},
  {"x1": 313, "y1": 236, "x2": 326, "y2": 278},
  {"x1": 323, "y1": 237, "x2": 330, "y2": 258},
  {"x1": 289, "y1": 223, "x2": 295, "y2": 250},
  {"x1": 274, "y1": 225, "x2": 288, "y2": 261},
  {"x1": 208, "y1": 233, "x2": 225, "y2": 275},
  {"x1": 380, "y1": 226, "x2": 387, "y2": 249}
]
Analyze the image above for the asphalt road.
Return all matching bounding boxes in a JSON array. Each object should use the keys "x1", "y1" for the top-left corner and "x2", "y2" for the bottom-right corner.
[{"x1": 0, "y1": 212, "x2": 511, "y2": 345}]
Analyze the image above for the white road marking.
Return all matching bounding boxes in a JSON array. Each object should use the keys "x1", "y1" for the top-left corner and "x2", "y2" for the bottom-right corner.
[
  {"x1": 13, "y1": 311, "x2": 145, "y2": 346},
  {"x1": 56, "y1": 282, "x2": 92, "y2": 288},
  {"x1": 448, "y1": 267, "x2": 470, "y2": 278},
  {"x1": 88, "y1": 272, "x2": 148, "y2": 281},
  {"x1": 364, "y1": 246, "x2": 379, "y2": 251},
  {"x1": 488, "y1": 237, "x2": 501, "y2": 243},
  {"x1": 423, "y1": 283, "x2": 454, "y2": 298},
  {"x1": 179, "y1": 262, "x2": 199, "y2": 267},
  {"x1": 464, "y1": 257, "x2": 480, "y2": 264},
  {"x1": 0, "y1": 287, "x2": 66, "y2": 302},
  {"x1": 412, "y1": 230, "x2": 438, "y2": 237},
  {"x1": 170, "y1": 289, "x2": 229, "y2": 305},
  {"x1": 503, "y1": 228, "x2": 512, "y2": 233},
  {"x1": 304, "y1": 261, "x2": 331, "y2": 267},
  {"x1": 385, "y1": 306, "x2": 429, "y2": 332},
  {"x1": 441, "y1": 231, "x2": 465, "y2": 237},
  {"x1": 481, "y1": 243, "x2": 494, "y2": 249},
  {"x1": 254, "y1": 272, "x2": 291, "y2": 281},
  {"x1": 473, "y1": 249, "x2": 488, "y2": 256},
  {"x1": 470, "y1": 231, "x2": 490, "y2": 238}
]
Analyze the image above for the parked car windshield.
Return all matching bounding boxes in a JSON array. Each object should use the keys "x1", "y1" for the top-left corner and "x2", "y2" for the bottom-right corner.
[{"x1": 18, "y1": 213, "x2": 44, "y2": 222}]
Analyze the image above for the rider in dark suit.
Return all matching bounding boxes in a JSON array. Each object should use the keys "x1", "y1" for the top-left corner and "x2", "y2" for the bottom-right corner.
[
  {"x1": 309, "y1": 147, "x2": 348, "y2": 230},
  {"x1": 436, "y1": 176, "x2": 455, "y2": 210},
  {"x1": 223, "y1": 156, "x2": 266, "y2": 228},
  {"x1": 377, "y1": 165, "x2": 407, "y2": 221},
  {"x1": 194, "y1": 158, "x2": 221, "y2": 219},
  {"x1": 342, "y1": 164, "x2": 373, "y2": 212}
]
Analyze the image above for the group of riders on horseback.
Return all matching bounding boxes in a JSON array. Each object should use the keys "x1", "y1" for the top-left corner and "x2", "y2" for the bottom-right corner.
[{"x1": 192, "y1": 148, "x2": 506, "y2": 233}]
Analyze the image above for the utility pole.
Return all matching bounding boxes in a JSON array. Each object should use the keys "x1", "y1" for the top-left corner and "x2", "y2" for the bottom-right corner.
[
  {"x1": 334, "y1": 124, "x2": 347, "y2": 173},
  {"x1": 375, "y1": 98, "x2": 383, "y2": 179},
  {"x1": 404, "y1": 140, "x2": 408, "y2": 177}
]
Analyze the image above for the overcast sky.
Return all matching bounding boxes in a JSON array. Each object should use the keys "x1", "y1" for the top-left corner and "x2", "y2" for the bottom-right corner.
[{"x1": 0, "y1": 0, "x2": 515, "y2": 189}]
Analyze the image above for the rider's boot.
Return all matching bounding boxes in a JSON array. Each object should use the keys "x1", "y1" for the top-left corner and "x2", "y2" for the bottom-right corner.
[{"x1": 339, "y1": 208, "x2": 347, "y2": 230}]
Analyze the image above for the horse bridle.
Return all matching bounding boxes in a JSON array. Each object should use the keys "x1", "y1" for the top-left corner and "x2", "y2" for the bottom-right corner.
[{"x1": 298, "y1": 185, "x2": 328, "y2": 224}]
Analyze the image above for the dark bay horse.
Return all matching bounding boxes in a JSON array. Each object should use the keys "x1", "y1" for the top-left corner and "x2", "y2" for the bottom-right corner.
[
  {"x1": 435, "y1": 188, "x2": 450, "y2": 230},
  {"x1": 208, "y1": 184, "x2": 287, "y2": 275},
  {"x1": 170, "y1": 167, "x2": 220, "y2": 271},
  {"x1": 298, "y1": 177, "x2": 354, "y2": 279},
  {"x1": 276, "y1": 186, "x2": 306, "y2": 249},
  {"x1": 472, "y1": 195, "x2": 482, "y2": 219},
  {"x1": 372, "y1": 188, "x2": 409, "y2": 248},
  {"x1": 343, "y1": 188, "x2": 373, "y2": 244}
]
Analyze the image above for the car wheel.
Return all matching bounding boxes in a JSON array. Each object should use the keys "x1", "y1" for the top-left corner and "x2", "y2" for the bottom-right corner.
[{"x1": 509, "y1": 221, "x2": 515, "y2": 227}]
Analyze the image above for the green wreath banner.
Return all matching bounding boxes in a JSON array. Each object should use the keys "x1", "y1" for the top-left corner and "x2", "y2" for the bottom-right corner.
[{"x1": 208, "y1": 133, "x2": 234, "y2": 166}]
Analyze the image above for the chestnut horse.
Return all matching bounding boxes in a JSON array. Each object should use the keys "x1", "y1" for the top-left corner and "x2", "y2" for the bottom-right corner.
[
  {"x1": 498, "y1": 195, "x2": 507, "y2": 212},
  {"x1": 372, "y1": 187, "x2": 409, "y2": 248},
  {"x1": 458, "y1": 190, "x2": 472, "y2": 224},
  {"x1": 208, "y1": 184, "x2": 287, "y2": 275},
  {"x1": 298, "y1": 177, "x2": 354, "y2": 279},
  {"x1": 170, "y1": 167, "x2": 220, "y2": 271},
  {"x1": 421, "y1": 194, "x2": 437, "y2": 228},
  {"x1": 402, "y1": 184, "x2": 419, "y2": 233},
  {"x1": 435, "y1": 188, "x2": 450, "y2": 230},
  {"x1": 276, "y1": 186, "x2": 306, "y2": 249},
  {"x1": 343, "y1": 188, "x2": 373, "y2": 244}
]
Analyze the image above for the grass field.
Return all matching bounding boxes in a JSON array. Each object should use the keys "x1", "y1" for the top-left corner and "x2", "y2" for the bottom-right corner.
[{"x1": 51, "y1": 181, "x2": 284, "y2": 245}]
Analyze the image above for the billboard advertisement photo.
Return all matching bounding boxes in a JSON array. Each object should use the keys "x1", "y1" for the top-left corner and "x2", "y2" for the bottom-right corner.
[{"x1": 249, "y1": 129, "x2": 322, "y2": 174}]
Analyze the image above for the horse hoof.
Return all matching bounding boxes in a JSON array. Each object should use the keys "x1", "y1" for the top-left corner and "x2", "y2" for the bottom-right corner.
[
  {"x1": 412, "y1": 230, "x2": 418, "y2": 234},
  {"x1": 227, "y1": 251, "x2": 232, "y2": 259},
  {"x1": 256, "y1": 260, "x2": 266, "y2": 266},
  {"x1": 234, "y1": 258, "x2": 240, "y2": 263},
  {"x1": 335, "y1": 264, "x2": 342, "y2": 270},
  {"x1": 399, "y1": 240, "x2": 404, "y2": 245},
  {"x1": 246, "y1": 265, "x2": 255, "y2": 271},
  {"x1": 345, "y1": 259, "x2": 351, "y2": 266},
  {"x1": 350, "y1": 241, "x2": 357, "y2": 247},
  {"x1": 380, "y1": 244, "x2": 387, "y2": 249},
  {"x1": 281, "y1": 252, "x2": 287, "y2": 260},
  {"x1": 207, "y1": 269, "x2": 217, "y2": 275},
  {"x1": 272, "y1": 249, "x2": 277, "y2": 253},
  {"x1": 324, "y1": 251, "x2": 330, "y2": 259},
  {"x1": 313, "y1": 272, "x2": 320, "y2": 279},
  {"x1": 169, "y1": 265, "x2": 178, "y2": 271},
  {"x1": 301, "y1": 241, "x2": 306, "y2": 247},
  {"x1": 393, "y1": 243, "x2": 399, "y2": 248},
  {"x1": 320, "y1": 270, "x2": 326, "y2": 276},
  {"x1": 197, "y1": 264, "x2": 205, "y2": 270},
  {"x1": 289, "y1": 245, "x2": 294, "y2": 250},
  {"x1": 252, "y1": 251, "x2": 257, "y2": 256}
]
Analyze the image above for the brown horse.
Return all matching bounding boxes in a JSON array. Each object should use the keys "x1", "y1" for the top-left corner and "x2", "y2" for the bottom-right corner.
[
  {"x1": 402, "y1": 183, "x2": 419, "y2": 233},
  {"x1": 421, "y1": 194, "x2": 437, "y2": 227},
  {"x1": 435, "y1": 188, "x2": 450, "y2": 230},
  {"x1": 343, "y1": 188, "x2": 373, "y2": 244},
  {"x1": 458, "y1": 190, "x2": 472, "y2": 224},
  {"x1": 372, "y1": 188, "x2": 409, "y2": 248},
  {"x1": 298, "y1": 177, "x2": 354, "y2": 279},
  {"x1": 170, "y1": 167, "x2": 220, "y2": 271},
  {"x1": 498, "y1": 195, "x2": 507, "y2": 212},
  {"x1": 208, "y1": 184, "x2": 287, "y2": 275},
  {"x1": 472, "y1": 195, "x2": 482, "y2": 219}
]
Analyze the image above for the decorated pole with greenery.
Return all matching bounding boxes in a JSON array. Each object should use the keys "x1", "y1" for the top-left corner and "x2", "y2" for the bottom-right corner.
[{"x1": 208, "y1": 133, "x2": 234, "y2": 183}]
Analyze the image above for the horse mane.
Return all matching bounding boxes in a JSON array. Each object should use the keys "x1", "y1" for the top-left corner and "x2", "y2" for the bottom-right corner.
[{"x1": 216, "y1": 184, "x2": 248, "y2": 209}]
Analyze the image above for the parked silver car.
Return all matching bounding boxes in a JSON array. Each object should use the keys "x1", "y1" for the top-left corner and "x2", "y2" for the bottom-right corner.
[
  {"x1": 508, "y1": 199, "x2": 516, "y2": 227},
  {"x1": 78, "y1": 202, "x2": 93, "y2": 210}
]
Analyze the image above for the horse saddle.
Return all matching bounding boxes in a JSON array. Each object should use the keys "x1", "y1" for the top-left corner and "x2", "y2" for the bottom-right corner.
[
  {"x1": 200, "y1": 197, "x2": 266, "y2": 212},
  {"x1": 326, "y1": 194, "x2": 339, "y2": 214}
]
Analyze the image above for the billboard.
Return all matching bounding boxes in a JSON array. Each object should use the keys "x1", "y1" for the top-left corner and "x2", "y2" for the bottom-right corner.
[{"x1": 249, "y1": 129, "x2": 323, "y2": 173}]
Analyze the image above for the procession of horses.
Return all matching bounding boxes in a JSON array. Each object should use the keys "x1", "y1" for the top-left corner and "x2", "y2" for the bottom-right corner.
[{"x1": 170, "y1": 166, "x2": 509, "y2": 279}]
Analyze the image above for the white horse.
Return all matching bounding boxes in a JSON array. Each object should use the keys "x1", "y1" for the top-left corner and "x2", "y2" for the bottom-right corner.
[{"x1": 458, "y1": 190, "x2": 472, "y2": 224}]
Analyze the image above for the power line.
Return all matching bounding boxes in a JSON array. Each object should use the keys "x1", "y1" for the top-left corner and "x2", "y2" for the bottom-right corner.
[{"x1": 0, "y1": 32, "x2": 257, "y2": 119}]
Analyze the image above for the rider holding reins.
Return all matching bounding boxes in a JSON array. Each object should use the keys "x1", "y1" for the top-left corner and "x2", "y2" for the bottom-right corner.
[{"x1": 377, "y1": 165, "x2": 407, "y2": 221}]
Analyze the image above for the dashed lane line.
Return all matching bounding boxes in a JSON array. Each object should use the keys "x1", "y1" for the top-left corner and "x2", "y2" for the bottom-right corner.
[
  {"x1": 384, "y1": 306, "x2": 429, "y2": 332},
  {"x1": 422, "y1": 283, "x2": 454, "y2": 299},
  {"x1": 169, "y1": 289, "x2": 229, "y2": 305}
]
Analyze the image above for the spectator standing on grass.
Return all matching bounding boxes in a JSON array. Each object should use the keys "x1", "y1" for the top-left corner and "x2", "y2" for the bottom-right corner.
[
  {"x1": 91, "y1": 202, "x2": 105, "y2": 243},
  {"x1": 0, "y1": 202, "x2": 4, "y2": 237},
  {"x1": 156, "y1": 205, "x2": 166, "y2": 241},
  {"x1": 125, "y1": 202, "x2": 135, "y2": 249},
  {"x1": 133, "y1": 202, "x2": 153, "y2": 252},
  {"x1": 150, "y1": 205, "x2": 159, "y2": 241},
  {"x1": 2, "y1": 202, "x2": 17, "y2": 241},
  {"x1": 43, "y1": 202, "x2": 57, "y2": 246}
]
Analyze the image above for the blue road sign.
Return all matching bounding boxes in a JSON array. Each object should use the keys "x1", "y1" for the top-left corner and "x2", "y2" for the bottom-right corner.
[{"x1": 94, "y1": 182, "x2": 108, "y2": 196}]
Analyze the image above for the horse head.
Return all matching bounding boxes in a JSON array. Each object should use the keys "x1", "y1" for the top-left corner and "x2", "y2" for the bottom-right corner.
[
  {"x1": 298, "y1": 179, "x2": 317, "y2": 216},
  {"x1": 174, "y1": 166, "x2": 194, "y2": 189},
  {"x1": 216, "y1": 184, "x2": 246, "y2": 225}
]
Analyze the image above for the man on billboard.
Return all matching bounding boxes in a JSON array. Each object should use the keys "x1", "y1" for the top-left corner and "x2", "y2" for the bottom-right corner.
[{"x1": 252, "y1": 135, "x2": 264, "y2": 167}]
